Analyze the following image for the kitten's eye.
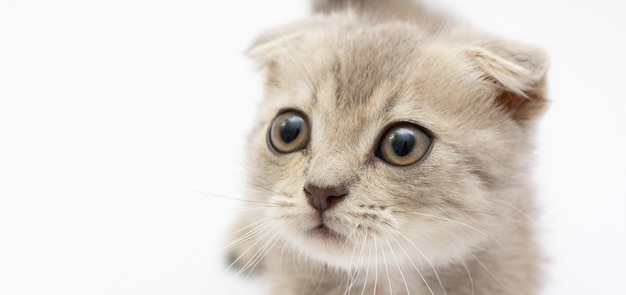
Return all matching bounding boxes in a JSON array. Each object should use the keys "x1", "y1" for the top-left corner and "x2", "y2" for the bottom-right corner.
[
  {"x1": 377, "y1": 124, "x2": 432, "y2": 166},
  {"x1": 268, "y1": 111, "x2": 310, "y2": 153}
]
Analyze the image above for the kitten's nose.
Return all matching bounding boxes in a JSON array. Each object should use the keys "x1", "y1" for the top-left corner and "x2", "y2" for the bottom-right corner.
[{"x1": 304, "y1": 183, "x2": 348, "y2": 212}]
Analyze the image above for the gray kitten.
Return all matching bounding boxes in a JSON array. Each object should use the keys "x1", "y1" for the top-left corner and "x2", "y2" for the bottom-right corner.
[{"x1": 227, "y1": 0, "x2": 548, "y2": 294}]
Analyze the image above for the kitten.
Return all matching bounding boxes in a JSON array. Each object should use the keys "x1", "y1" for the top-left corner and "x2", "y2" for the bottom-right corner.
[{"x1": 226, "y1": 0, "x2": 548, "y2": 294}]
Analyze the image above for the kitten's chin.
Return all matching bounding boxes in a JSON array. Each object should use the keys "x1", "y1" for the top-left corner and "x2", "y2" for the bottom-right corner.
[
  {"x1": 307, "y1": 224, "x2": 345, "y2": 244},
  {"x1": 287, "y1": 224, "x2": 358, "y2": 269}
]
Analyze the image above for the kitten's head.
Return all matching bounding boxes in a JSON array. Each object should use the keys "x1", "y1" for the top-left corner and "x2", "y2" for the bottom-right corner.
[{"x1": 245, "y1": 14, "x2": 547, "y2": 271}]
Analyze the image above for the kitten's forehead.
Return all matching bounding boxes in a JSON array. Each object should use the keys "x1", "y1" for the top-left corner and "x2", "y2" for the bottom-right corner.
[
  {"x1": 304, "y1": 25, "x2": 445, "y2": 141},
  {"x1": 326, "y1": 24, "x2": 423, "y2": 111}
]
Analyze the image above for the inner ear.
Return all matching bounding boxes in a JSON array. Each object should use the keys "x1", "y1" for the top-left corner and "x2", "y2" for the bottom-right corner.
[
  {"x1": 493, "y1": 82, "x2": 548, "y2": 122},
  {"x1": 497, "y1": 91, "x2": 528, "y2": 111}
]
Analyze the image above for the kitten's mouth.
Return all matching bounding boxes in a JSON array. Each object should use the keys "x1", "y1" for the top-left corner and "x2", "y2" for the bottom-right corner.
[{"x1": 308, "y1": 224, "x2": 345, "y2": 243}]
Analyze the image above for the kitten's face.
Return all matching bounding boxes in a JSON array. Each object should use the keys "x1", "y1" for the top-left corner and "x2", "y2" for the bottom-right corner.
[{"x1": 246, "y1": 21, "x2": 544, "y2": 271}]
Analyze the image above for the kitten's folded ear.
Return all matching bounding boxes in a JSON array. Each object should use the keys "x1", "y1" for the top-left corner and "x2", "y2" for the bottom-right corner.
[
  {"x1": 247, "y1": 32, "x2": 303, "y2": 68},
  {"x1": 467, "y1": 40, "x2": 549, "y2": 123}
]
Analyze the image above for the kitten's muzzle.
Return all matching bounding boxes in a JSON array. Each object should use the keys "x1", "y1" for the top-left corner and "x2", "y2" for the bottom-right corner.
[{"x1": 304, "y1": 183, "x2": 347, "y2": 213}]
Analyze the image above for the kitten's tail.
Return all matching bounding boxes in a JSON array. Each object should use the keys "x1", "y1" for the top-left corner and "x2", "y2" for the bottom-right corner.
[{"x1": 312, "y1": 0, "x2": 452, "y2": 32}]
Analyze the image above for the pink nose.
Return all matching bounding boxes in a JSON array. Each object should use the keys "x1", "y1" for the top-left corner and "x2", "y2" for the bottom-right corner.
[{"x1": 304, "y1": 183, "x2": 348, "y2": 212}]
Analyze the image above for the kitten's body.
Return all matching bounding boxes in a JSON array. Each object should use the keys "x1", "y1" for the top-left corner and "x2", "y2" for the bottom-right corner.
[{"x1": 227, "y1": 1, "x2": 548, "y2": 294}]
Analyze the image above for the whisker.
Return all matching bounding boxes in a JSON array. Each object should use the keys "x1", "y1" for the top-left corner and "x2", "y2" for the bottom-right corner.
[
  {"x1": 392, "y1": 239, "x2": 434, "y2": 295},
  {"x1": 380, "y1": 239, "x2": 393, "y2": 295},
  {"x1": 350, "y1": 234, "x2": 368, "y2": 295},
  {"x1": 360, "y1": 242, "x2": 372, "y2": 295},
  {"x1": 292, "y1": 242, "x2": 301, "y2": 276},
  {"x1": 433, "y1": 16, "x2": 452, "y2": 41},
  {"x1": 278, "y1": 233, "x2": 290, "y2": 275},
  {"x1": 222, "y1": 218, "x2": 273, "y2": 251},
  {"x1": 461, "y1": 260, "x2": 475, "y2": 295},
  {"x1": 244, "y1": 236, "x2": 280, "y2": 277},
  {"x1": 373, "y1": 235, "x2": 379, "y2": 295},
  {"x1": 392, "y1": 228, "x2": 446, "y2": 295},
  {"x1": 385, "y1": 238, "x2": 409, "y2": 295},
  {"x1": 345, "y1": 235, "x2": 362, "y2": 294},
  {"x1": 313, "y1": 265, "x2": 326, "y2": 295},
  {"x1": 469, "y1": 253, "x2": 519, "y2": 295},
  {"x1": 193, "y1": 191, "x2": 285, "y2": 206},
  {"x1": 244, "y1": 185, "x2": 297, "y2": 201},
  {"x1": 490, "y1": 199, "x2": 535, "y2": 223},
  {"x1": 397, "y1": 210, "x2": 490, "y2": 238},
  {"x1": 226, "y1": 222, "x2": 273, "y2": 273},
  {"x1": 206, "y1": 206, "x2": 277, "y2": 213},
  {"x1": 236, "y1": 229, "x2": 282, "y2": 277},
  {"x1": 228, "y1": 216, "x2": 274, "y2": 238}
]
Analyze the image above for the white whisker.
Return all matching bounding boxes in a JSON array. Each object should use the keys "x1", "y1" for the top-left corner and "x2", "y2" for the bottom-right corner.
[
  {"x1": 278, "y1": 234, "x2": 290, "y2": 275},
  {"x1": 193, "y1": 191, "x2": 285, "y2": 206},
  {"x1": 491, "y1": 199, "x2": 535, "y2": 223},
  {"x1": 373, "y1": 235, "x2": 379, "y2": 295},
  {"x1": 345, "y1": 235, "x2": 362, "y2": 295},
  {"x1": 361, "y1": 241, "x2": 372, "y2": 295},
  {"x1": 222, "y1": 219, "x2": 273, "y2": 251},
  {"x1": 385, "y1": 238, "x2": 410, "y2": 295},
  {"x1": 236, "y1": 229, "x2": 282, "y2": 277},
  {"x1": 380, "y1": 238, "x2": 393, "y2": 295},
  {"x1": 226, "y1": 222, "x2": 274, "y2": 274},
  {"x1": 392, "y1": 239, "x2": 434, "y2": 295},
  {"x1": 385, "y1": 239, "x2": 411, "y2": 294},
  {"x1": 401, "y1": 211, "x2": 489, "y2": 238},
  {"x1": 469, "y1": 253, "x2": 519, "y2": 295},
  {"x1": 393, "y1": 229, "x2": 446, "y2": 295},
  {"x1": 350, "y1": 234, "x2": 368, "y2": 295},
  {"x1": 313, "y1": 264, "x2": 326, "y2": 295},
  {"x1": 461, "y1": 260, "x2": 475, "y2": 295}
]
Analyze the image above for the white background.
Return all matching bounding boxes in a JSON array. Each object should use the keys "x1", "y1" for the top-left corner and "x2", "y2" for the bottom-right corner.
[{"x1": 1, "y1": 0, "x2": 625, "y2": 294}]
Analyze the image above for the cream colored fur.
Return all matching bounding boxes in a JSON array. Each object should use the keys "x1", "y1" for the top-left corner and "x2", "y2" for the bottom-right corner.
[{"x1": 226, "y1": 1, "x2": 548, "y2": 294}]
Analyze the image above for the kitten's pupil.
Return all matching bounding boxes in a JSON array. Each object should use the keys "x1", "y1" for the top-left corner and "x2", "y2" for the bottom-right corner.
[
  {"x1": 390, "y1": 128, "x2": 415, "y2": 157},
  {"x1": 279, "y1": 117, "x2": 303, "y2": 143}
]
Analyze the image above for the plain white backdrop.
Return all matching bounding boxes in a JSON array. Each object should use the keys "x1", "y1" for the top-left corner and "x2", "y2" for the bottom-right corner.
[{"x1": 1, "y1": 0, "x2": 625, "y2": 294}]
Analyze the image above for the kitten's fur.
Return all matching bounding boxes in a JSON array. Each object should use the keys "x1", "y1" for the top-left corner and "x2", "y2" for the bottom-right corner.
[{"x1": 227, "y1": 0, "x2": 548, "y2": 294}]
